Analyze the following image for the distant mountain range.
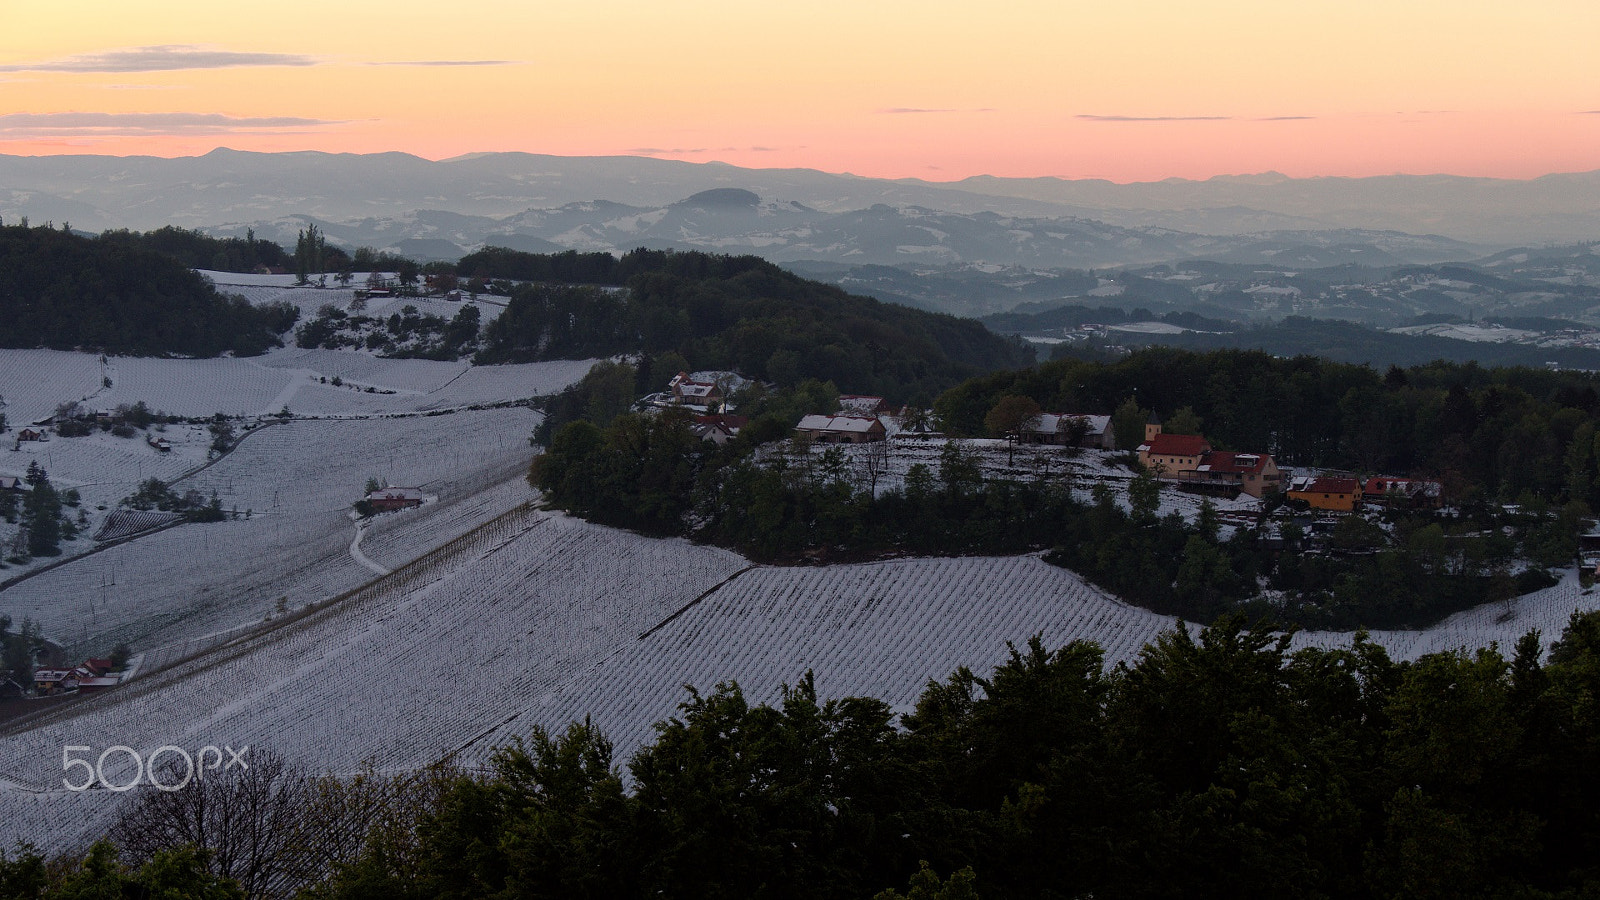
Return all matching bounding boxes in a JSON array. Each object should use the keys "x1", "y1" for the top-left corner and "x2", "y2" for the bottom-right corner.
[
  {"x1": 190, "y1": 187, "x2": 1481, "y2": 274},
  {"x1": 1, "y1": 150, "x2": 1597, "y2": 251}
]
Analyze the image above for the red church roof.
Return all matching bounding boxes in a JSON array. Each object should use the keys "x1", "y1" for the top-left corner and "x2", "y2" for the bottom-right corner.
[{"x1": 1140, "y1": 434, "x2": 1211, "y2": 456}]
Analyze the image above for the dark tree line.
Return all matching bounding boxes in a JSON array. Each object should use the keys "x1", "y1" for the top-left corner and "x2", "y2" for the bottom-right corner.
[
  {"x1": 12, "y1": 615, "x2": 1600, "y2": 899},
  {"x1": 474, "y1": 249, "x2": 1034, "y2": 401},
  {"x1": 0, "y1": 223, "x2": 298, "y2": 357},
  {"x1": 97, "y1": 226, "x2": 290, "y2": 275}
]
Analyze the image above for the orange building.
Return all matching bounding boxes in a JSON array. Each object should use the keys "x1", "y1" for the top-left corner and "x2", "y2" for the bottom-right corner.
[{"x1": 1286, "y1": 475, "x2": 1361, "y2": 512}]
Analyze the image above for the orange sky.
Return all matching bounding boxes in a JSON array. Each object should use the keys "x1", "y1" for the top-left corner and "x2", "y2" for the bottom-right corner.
[{"x1": 1, "y1": 0, "x2": 1596, "y2": 182}]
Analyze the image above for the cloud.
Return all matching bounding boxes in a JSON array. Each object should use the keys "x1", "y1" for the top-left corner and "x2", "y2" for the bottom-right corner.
[
  {"x1": 368, "y1": 59, "x2": 520, "y2": 67},
  {"x1": 1257, "y1": 115, "x2": 1315, "y2": 121},
  {"x1": 1077, "y1": 114, "x2": 1232, "y2": 122},
  {"x1": 1580, "y1": 110, "x2": 1600, "y2": 115},
  {"x1": 0, "y1": 112, "x2": 344, "y2": 138},
  {"x1": 0, "y1": 45, "x2": 317, "y2": 73}
]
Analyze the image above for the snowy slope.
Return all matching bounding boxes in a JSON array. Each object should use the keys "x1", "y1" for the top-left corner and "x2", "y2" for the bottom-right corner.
[
  {"x1": 0, "y1": 347, "x2": 592, "y2": 422},
  {"x1": 4, "y1": 514, "x2": 1595, "y2": 853}
]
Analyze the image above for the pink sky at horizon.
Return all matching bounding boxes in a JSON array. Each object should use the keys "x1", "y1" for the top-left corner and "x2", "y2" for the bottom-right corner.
[{"x1": 2, "y1": 1, "x2": 1597, "y2": 184}]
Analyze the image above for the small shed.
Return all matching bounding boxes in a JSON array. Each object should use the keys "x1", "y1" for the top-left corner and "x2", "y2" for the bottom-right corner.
[{"x1": 366, "y1": 487, "x2": 425, "y2": 512}]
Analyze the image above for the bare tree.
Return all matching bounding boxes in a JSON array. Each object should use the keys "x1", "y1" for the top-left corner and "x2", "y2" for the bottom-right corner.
[
  {"x1": 861, "y1": 438, "x2": 892, "y2": 497},
  {"x1": 112, "y1": 751, "x2": 451, "y2": 899}
]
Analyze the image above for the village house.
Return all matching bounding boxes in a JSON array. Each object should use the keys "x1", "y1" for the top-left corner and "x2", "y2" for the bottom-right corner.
[
  {"x1": 366, "y1": 487, "x2": 425, "y2": 512},
  {"x1": 0, "y1": 476, "x2": 21, "y2": 491},
  {"x1": 1178, "y1": 450, "x2": 1282, "y2": 499},
  {"x1": 692, "y1": 414, "x2": 748, "y2": 445},
  {"x1": 795, "y1": 414, "x2": 887, "y2": 443},
  {"x1": 15, "y1": 428, "x2": 43, "y2": 442},
  {"x1": 33, "y1": 668, "x2": 81, "y2": 694},
  {"x1": 668, "y1": 372, "x2": 724, "y2": 409},
  {"x1": 1287, "y1": 475, "x2": 1362, "y2": 512}
]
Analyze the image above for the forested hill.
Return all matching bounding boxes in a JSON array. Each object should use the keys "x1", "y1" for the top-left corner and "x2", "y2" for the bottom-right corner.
[
  {"x1": 0, "y1": 222, "x2": 298, "y2": 356},
  {"x1": 472, "y1": 248, "x2": 1036, "y2": 401}
]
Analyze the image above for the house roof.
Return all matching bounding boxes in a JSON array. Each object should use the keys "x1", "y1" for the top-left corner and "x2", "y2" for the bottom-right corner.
[
  {"x1": 1195, "y1": 451, "x2": 1271, "y2": 475},
  {"x1": 677, "y1": 382, "x2": 719, "y2": 398},
  {"x1": 1292, "y1": 476, "x2": 1361, "y2": 495},
  {"x1": 1139, "y1": 433, "x2": 1210, "y2": 456},
  {"x1": 797, "y1": 414, "x2": 883, "y2": 433},
  {"x1": 368, "y1": 487, "x2": 425, "y2": 501},
  {"x1": 837, "y1": 395, "x2": 887, "y2": 411}
]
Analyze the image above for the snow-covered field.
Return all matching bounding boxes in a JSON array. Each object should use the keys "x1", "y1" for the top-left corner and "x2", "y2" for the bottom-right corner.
[
  {"x1": 1390, "y1": 323, "x2": 1539, "y2": 343},
  {"x1": 0, "y1": 408, "x2": 542, "y2": 661},
  {"x1": 4, "y1": 511, "x2": 1595, "y2": 853},
  {"x1": 0, "y1": 347, "x2": 593, "y2": 423}
]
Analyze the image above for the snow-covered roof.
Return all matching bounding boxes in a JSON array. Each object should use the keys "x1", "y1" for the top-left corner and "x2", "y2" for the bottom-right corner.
[
  {"x1": 369, "y1": 487, "x2": 425, "y2": 501},
  {"x1": 1033, "y1": 413, "x2": 1109, "y2": 436},
  {"x1": 797, "y1": 414, "x2": 883, "y2": 433}
]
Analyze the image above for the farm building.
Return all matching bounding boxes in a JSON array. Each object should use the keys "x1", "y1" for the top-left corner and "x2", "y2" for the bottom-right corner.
[
  {"x1": 796, "y1": 414, "x2": 887, "y2": 443},
  {"x1": 1363, "y1": 477, "x2": 1443, "y2": 509},
  {"x1": 838, "y1": 395, "x2": 892, "y2": 415},
  {"x1": 366, "y1": 487, "x2": 425, "y2": 512},
  {"x1": 0, "y1": 476, "x2": 20, "y2": 491},
  {"x1": 15, "y1": 428, "x2": 43, "y2": 442},
  {"x1": 1023, "y1": 414, "x2": 1114, "y2": 450},
  {"x1": 1287, "y1": 475, "x2": 1362, "y2": 512}
]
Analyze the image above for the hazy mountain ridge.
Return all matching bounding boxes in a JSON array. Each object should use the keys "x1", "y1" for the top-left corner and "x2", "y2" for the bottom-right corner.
[
  {"x1": 1, "y1": 150, "x2": 1595, "y2": 246},
  {"x1": 197, "y1": 193, "x2": 1482, "y2": 279}
]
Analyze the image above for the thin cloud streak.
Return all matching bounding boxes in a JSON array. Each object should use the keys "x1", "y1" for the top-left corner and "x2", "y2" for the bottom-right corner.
[
  {"x1": 368, "y1": 60, "x2": 521, "y2": 67},
  {"x1": 0, "y1": 112, "x2": 344, "y2": 138},
  {"x1": 1077, "y1": 114, "x2": 1232, "y2": 122},
  {"x1": 0, "y1": 45, "x2": 317, "y2": 73}
]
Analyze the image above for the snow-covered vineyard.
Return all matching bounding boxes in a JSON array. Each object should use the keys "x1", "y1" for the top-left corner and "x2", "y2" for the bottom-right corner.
[
  {"x1": 1, "y1": 409, "x2": 542, "y2": 661},
  {"x1": 0, "y1": 347, "x2": 594, "y2": 424},
  {"x1": 3, "y1": 508, "x2": 1596, "y2": 851}
]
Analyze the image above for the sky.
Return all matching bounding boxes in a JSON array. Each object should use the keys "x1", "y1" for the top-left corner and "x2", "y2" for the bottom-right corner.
[{"x1": 1, "y1": 0, "x2": 1597, "y2": 183}]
